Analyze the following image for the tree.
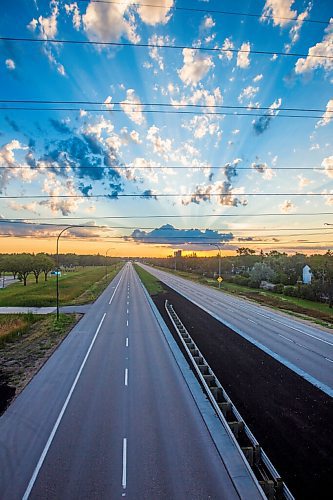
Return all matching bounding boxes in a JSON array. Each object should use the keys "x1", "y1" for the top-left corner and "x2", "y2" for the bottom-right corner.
[
  {"x1": 35, "y1": 253, "x2": 54, "y2": 282},
  {"x1": 15, "y1": 254, "x2": 34, "y2": 286},
  {"x1": 236, "y1": 247, "x2": 256, "y2": 256},
  {"x1": 250, "y1": 262, "x2": 276, "y2": 284}
]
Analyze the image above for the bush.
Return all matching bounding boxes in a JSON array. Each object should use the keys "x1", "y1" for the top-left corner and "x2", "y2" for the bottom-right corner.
[
  {"x1": 248, "y1": 279, "x2": 260, "y2": 288},
  {"x1": 273, "y1": 283, "x2": 284, "y2": 294},
  {"x1": 233, "y1": 275, "x2": 250, "y2": 287},
  {"x1": 283, "y1": 285, "x2": 298, "y2": 297}
]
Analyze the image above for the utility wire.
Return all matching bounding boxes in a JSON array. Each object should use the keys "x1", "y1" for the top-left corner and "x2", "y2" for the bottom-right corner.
[
  {"x1": 0, "y1": 219, "x2": 331, "y2": 233},
  {"x1": 75, "y1": 0, "x2": 330, "y2": 25},
  {"x1": 0, "y1": 106, "x2": 324, "y2": 119},
  {"x1": 0, "y1": 212, "x2": 331, "y2": 220},
  {"x1": 0, "y1": 99, "x2": 331, "y2": 114},
  {"x1": 0, "y1": 193, "x2": 329, "y2": 199},
  {"x1": 0, "y1": 36, "x2": 331, "y2": 60},
  {"x1": 0, "y1": 166, "x2": 330, "y2": 171}
]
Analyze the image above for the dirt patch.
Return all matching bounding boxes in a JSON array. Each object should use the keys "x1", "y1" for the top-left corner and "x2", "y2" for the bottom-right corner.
[
  {"x1": 0, "y1": 314, "x2": 80, "y2": 415},
  {"x1": 153, "y1": 284, "x2": 333, "y2": 500}
]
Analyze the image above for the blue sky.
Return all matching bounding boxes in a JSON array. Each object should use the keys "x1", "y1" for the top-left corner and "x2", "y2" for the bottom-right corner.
[{"x1": 0, "y1": 0, "x2": 332, "y2": 256}]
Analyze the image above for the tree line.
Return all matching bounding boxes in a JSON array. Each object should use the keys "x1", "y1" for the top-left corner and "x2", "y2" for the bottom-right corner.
[
  {"x1": 0, "y1": 253, "x2": 120, "y2": 286},
  {"x1": 142, "y1": 249, "x2": 333, "y2": 307}
]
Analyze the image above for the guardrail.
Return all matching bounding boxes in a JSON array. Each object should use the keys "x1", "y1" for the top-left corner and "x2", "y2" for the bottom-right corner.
[{"x1": 165, "y1": 299, "x2": 294, "y2": 500}]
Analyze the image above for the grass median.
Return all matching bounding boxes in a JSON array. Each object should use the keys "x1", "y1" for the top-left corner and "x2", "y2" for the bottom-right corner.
[{"x1": 0, "y1": 263, "x2": 124, "y2": 307}]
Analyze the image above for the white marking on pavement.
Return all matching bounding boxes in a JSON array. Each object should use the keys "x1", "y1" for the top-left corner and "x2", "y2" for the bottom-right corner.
[
  {"x1": 126, "y1": 338, "x2": 128, "y2": 347},
  {"x1": 248, "y1": 318, "x2": 257, "y2": 324},
  {"x1": 22, "y1": 312, "x2": 107, "y2": 500},
  {"x1": 127, "y1": 308, "x2": 129, "y2": 314},
  {"x1": 279, "y1": 334, "x2": 293, "y2": 342},
  {"x1": 125, "y1": 368, "x2": 128, "y2": 386},
  {"x1": 126, "y1": 319, "x2": 129, "y2": 327},
  {"x1": 325, "y1": 357, "x2": 333, "y2": 363},
  {"x1": 122, "y1": 438, "x2": 127, "y2": 489},
  {"x1": 109, "y1": 276, "x2": 123, "y2": 304}
]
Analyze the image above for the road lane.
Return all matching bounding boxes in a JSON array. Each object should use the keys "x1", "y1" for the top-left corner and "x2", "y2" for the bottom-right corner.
[
  {"x1": 0, "y1": 262, "x2": 264, "y2": 499},
  {"x1": 138, "y1": 263, "x2": 333, "y2": 394}
]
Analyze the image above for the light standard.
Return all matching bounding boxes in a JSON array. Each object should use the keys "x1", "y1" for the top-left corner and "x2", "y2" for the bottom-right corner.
[
  {"x1": 105, "y1": 247, "x2": 113, "y2": 278},
  {"x1": 210, "y1": 243, "x2": 222, "y2": 288},
  {"x1": 56, "y1": 225, "x2": 85, "y2": 320}
]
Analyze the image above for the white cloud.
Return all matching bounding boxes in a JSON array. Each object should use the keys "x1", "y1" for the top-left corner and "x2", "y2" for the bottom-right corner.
[
  {"x1": 183, "y1": 115, "x2": 222, "y2": 140},
  {"x1": 232, "y1": 129, "x2": 240, "y2": 135},
  {"x1": 5, "y1": 59, "x2": 15, "y2": 70},
  {"x1": 237, "y1": 42, "x2": 251, "y2": 68},
  {"x1": 297, "y1": 175, "x2": 312, "y2": 188},
  {"x1": 251, "y1": 162, "x2": 276, "y2": 180},
  {"x1": 83, "y1": 1, "x2": 139, "y2": 44},
  {"x1": 285, "y1": 4, "x2": 312, "y2": 52},
  {"x1": 171, "y1": 86, "x2": 222, "y2": 109},
  {"x1": 323, "y1": 190, "x2": 333, "y2": 206},
  {"x1": 238, "y1": 85, "x2": 259, "y2": 103},
  {"x1": 321, "y1": 156, "x2": 333, "y2": 178},
  {"x1": 261, "y1": 0, "x2": 297, "y2": 27},
  {"x1": 136, "y1": 0, "x2": 174, "y2": 25},
  {"x1": 147, "y1": 126, "x2": 172, "y2": 156},
  {"x1": 253, "y1": 73, "x2": 263, "y2": 82},
  {"x1": 65, "y1": 2, "x2": 81, "y2": 30},
  {"x1": 279, "y1": 199, "x2": 296, "y2": 212},
  {"x1": 295, "y1": 19, "x2": 333, "y2": 74},
  {"x1": 27, "y1": 2, "x2": 66, "y2": 76},
  {"x1": 201, "y1": 15, "x2": 215, "y2": 30},
  {"x1": 148, "y1": 34, "x2": 174, "y2": 71},
  {"x1": 104, "y1": 95, "x2": 114, "y2": 110},
  {"x1": 178, "y1": 48, "x2": 214, "y2": 86},
  {"x1": 41, "y1": 172, "x2": 82, "y2": 216},
  {"x1": 316, "y1": 99, "x2": 333, "y2": 127},
  {"x1": 120, "y1": 89, "x2": 145, "y2": 125},
  {"x1": 219, "y1": 37, "x2": 234, "y2": 61}
]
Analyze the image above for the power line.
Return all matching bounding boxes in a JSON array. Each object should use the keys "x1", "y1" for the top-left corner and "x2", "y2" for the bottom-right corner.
[
  {"x1": 1, "y1": 36, "x2": 331, "y2": 60},
  {"x1": 0, "y1": 193, "x2": 329, "y2": 199},
  {"x1": 0, "y1": 166, "x2": 330, "y2": 171},
  {"x1": 0, "y1": 106, "x2": 324, "y2": 119},
  {"x1": 1, "y1": 212, "x2": 331, "y2": 220},
  {"x1": 75, "y1": 0, "x2": 330, "y2": 25},
  {"x1": 0, "y1": 99, "x2": 331, "y2": 114},
  {"x1": 0, "y1": 219, "x2": 331, "y2": 233}
]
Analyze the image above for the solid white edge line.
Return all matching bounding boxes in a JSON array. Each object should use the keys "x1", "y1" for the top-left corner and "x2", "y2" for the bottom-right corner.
[
  {"x1": 122, "y1": 438, "x2": 127, "y2": 489},
  {"x1": 22, "y1": 312, "x2": 107, "y2": 500},
  {"x1": 124, "y1": 368, "x2": 128, "y2": 386}
]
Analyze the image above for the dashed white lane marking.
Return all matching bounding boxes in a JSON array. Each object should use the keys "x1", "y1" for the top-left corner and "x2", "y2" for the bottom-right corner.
[
  {"x1": 248, "y1": 318, "x2": 257, "y2": 324},
  {"x1": 124, "y1": 368, "x2": 128, "y2": 386},
  {"x1": 325, "y1": 357, "x2": 333, "y2": 363},
  {"x1": 126, "y1": 337, "x2": 129, "y2": 347},
  {"x1": 126, "y1": 319, "x2": 129, "y2": 327},
  {"x1": 122, "y1": 438, "x2": 127, "y2": 490},
  {"x1": 109, "y1": 276, "x2": 123, "y2": 304},
  {"x1": 279, "y1": 334, "x2": 294, "y2": 343},
  {"x1": 127, "y1": 308, "x2": 129, "y2": 314},
  {"x1": 22, "y1": 312, "x2": 107, "y2": 500}
]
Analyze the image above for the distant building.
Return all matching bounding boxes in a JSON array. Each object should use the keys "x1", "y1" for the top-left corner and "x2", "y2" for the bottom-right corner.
[
  {"x1": 302, "y1": 265, "x2": 312, "y2": 284},
  {"x1": 174, "y1": 250, "x2": 182, "y2": 258}
]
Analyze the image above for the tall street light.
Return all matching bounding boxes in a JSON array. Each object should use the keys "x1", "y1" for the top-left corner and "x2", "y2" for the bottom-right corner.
[
  {"x1": 209, "y1": 243, "x2": 222, "y2": 289},
  {"x1": 105, "y1": 247, "x2": 114, "y2": 278}
]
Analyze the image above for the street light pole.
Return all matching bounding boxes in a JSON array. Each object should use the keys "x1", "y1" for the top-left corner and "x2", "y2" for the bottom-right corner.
[
  {"x1": 56, "y1": 226, "x2": 75, "y2": 321},
  {"x1": 210, "y1": 243, "x2": 222, "y2": 288},
  {"x1": 105, "y1": 247, "x2": 113, "y2": 279}
]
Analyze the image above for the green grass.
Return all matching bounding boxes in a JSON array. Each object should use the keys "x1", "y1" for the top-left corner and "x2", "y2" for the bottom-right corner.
[
  {"x1": 0, "y1": 264, "x2": 123, "y2": 307},
  {"x1": 153, "y1": 266, "x2": 333, "y2": 327},
  {"x1": 134, "y1": 264, "x2": 164, "y2": 295},
  {"x1": 0, "y1": 313, "x2": 43, "y2": 346}
]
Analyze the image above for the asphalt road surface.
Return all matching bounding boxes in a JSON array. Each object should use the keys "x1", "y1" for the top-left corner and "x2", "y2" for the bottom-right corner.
[
  {"x1": 0, "y1": 262, "x2": 263, "y2": 499},
  {"x1": 138, "y1": 264, "x2": 333, "y2": 396}
]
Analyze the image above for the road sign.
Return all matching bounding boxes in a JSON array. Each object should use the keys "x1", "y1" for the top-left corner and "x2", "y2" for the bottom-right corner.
[{"x1": 217, "y1": 276, "x2": 223, "y2": 283}]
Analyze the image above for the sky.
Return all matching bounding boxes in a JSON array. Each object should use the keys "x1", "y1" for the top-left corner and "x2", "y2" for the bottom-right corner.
[{"x1": 0, "y1": 0, "x2": 332, "y2": 257}]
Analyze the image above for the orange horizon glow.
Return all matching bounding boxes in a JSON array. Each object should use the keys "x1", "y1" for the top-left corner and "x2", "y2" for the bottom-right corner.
[{"x1": 0, "y1": 236, "x2": 330, "y2": 257}]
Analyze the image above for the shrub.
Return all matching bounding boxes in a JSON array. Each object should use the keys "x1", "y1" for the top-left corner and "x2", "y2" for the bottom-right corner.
[{"x1": 283, "y1": 285, "x2": 298, "y2": 297}]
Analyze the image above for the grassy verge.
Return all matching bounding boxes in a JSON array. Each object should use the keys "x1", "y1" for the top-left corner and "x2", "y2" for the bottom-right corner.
[
  {"x1": 134, "y1": 264, "x2": 164, "y2": 295},
  {"x1": 152, "y1": 266, "x2": 333, "y2": 328},
  {"x1": 0, "y1": 313, "x2": 79, "y2": 413},
  {"x1": 0, "y1": 263, "x2": 124, "y2": 307}
]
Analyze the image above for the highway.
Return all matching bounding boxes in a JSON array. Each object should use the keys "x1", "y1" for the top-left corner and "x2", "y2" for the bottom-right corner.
[
  {"x1": 0, "y1": 262, "x2": 264, "y2": 499},
  {"x1": 138, "y1": 264, "x2": 333, "y2": 396}
]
